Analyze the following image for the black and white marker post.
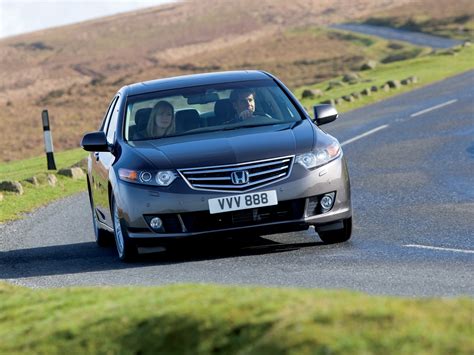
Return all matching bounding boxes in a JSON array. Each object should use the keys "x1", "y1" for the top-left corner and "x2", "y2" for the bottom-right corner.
[{"x1": 42, "y1": 109, "x2": 57, "y2": 170}]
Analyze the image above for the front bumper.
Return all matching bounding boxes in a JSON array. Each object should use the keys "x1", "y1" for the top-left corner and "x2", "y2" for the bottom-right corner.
[{"x1": 114, "y1": 156, "x2": 351, "y2": 240}]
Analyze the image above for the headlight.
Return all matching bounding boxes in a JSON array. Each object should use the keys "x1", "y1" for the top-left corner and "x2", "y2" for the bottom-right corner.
[
  {"x1": 155, "y1": 170, "x2": 176, "y2": 186},
  {"x1": 118, "y1": 168, "x2": 177, "y2": 186},
  {"x1": 296, "y1": 138, "x2": 341, "y2": 170}
]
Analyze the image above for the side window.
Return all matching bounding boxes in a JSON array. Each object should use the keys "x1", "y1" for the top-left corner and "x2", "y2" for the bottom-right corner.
[
  {"x1": 106, "y1": 96, "x2": 121, "y2": 144},
  {"x1": 100, "y1": 96, "x2": 119, "y2": 131}
]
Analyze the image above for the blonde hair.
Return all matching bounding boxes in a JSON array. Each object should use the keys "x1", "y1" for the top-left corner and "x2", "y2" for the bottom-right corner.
[{"x1": 146, "y1": 100, "x2": 175, "y2": 137}]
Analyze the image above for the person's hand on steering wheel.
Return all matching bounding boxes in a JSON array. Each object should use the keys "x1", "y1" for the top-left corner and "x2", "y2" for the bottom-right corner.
[{"x1": 239, "y1": 109, "x2": 254, "y2": 119}]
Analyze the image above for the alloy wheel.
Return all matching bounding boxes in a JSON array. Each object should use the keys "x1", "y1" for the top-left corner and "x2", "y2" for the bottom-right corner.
[{"x1": 113, "y1": 200, "x2": 125, "y2": 257}]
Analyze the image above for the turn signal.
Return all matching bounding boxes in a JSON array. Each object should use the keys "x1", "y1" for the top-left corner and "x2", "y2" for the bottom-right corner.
[{"x1": 118, "y1": 168, "x2": 138, "y2": 182}]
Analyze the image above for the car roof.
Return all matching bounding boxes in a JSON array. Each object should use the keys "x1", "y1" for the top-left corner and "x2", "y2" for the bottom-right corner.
[{"x1": 123, "y1": 70, "x2": 272, "y2": 96}]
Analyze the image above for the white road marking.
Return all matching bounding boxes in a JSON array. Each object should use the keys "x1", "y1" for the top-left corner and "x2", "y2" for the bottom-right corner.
[
  {"x1": 340, "y1": 99, "x2": 458, "y2": 146},
  {"x1": 410, "y1": 99, "x2": 458, "y2": 117},
  {"x1": 404, "y1": 244, "x2": 474, "y2": 254},
  {"x1": 340, "y1": 125, "x2": 389, "y2": 147}
]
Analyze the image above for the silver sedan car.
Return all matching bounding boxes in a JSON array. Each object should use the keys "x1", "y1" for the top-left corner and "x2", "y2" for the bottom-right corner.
[{"x1": 81, "y1": 70, "x2": 352, "y2": 260}]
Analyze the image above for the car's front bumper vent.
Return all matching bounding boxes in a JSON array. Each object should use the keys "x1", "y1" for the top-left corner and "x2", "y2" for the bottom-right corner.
[
  {"x1": 178, "y1": 155, "x2": 294, "y2": 192},
  {"x1": 179, "y1": 199, "x2": 305, "y2": 232}
]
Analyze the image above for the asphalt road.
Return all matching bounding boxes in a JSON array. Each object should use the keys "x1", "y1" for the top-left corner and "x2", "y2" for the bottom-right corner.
[
  {"x1": 1, "y1": 71, "x2": 473, "y2": 296},
  {"x1": 330, "y1": 23, "x2": 464, "y2": 48}
]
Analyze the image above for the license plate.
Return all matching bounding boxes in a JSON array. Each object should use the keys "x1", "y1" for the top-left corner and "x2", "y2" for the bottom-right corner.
[{"x1": 208, "y1": 190, "x2": 278, "y2": 214}]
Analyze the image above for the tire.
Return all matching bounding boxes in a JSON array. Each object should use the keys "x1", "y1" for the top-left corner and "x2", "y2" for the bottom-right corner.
[
  {"x1": 87, "y1": 182, "x2": 112, "y2": 247},
  {"x1": 111, "y1": 195, "x2": 137, "y2": 261},
  {"x1": 317, "y1": 217, "x2": 352, "y2": 244}
]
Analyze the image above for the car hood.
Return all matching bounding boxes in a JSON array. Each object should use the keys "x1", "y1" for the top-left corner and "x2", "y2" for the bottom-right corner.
[{"x1": 129, "y1": 120, "x2": 316, "y2": 169}]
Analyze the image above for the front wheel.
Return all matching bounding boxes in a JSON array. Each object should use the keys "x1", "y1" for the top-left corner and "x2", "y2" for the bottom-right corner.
[
  {"x1": 111, "y1": 196, "x2": 137, "y2": 261},
  {"x1": 88, "y1": 182, "x2": 112, "y2": 247},
  {"x1": 317, "y1": 218, "x2": 352, "y2": 244}
]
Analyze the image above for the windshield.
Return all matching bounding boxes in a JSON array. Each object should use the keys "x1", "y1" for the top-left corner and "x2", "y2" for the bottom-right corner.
[{"x1": 125, "y1": 80, "x2": 303, "y2": 141}]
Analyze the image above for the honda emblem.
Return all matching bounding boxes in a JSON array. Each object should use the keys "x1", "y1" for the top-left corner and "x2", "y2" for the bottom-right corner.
[{"x1": 230, "y1": 170, "x2": 249, "y2": 185}]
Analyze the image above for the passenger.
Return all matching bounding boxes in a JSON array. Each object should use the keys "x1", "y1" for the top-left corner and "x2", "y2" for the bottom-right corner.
[
  {"x1": 229, "y1": 88, "x2": 256, "y2": 120},
  {"x1": 146, "y1": 100, "x2": 175, "y2": 138}
]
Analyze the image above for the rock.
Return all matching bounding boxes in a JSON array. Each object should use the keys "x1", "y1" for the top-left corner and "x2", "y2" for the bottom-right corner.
[
  {"x1": 381, "y1": 84, "x2": 390, "y2": 92},
  {"x1": 463, "y1": 40, "x2": 471, "y2": 47},
  {"x1": 72, "y1": 158, "x2": 88, "y2": 170},
  {"x1": 321, "y1": 99, "x2": 335, "y2": 105},
  {"x1": 401, "y1": 78, "x2": 411, "y2": 85},
  {"x1": 342, "y1": 95, "x2": 355, "y2": 102},
  {"x1": 342, "y1": 72, "x2": 359, "y2": 83},
  {"x1": 0, "y1": 181, "x2": 23, "y2": 195},
  {"x1": 25, "y1": 176, "x2": 40, "y2": 186},
  {"x1": 361, "y1": 88, "x2": 371, "y2": 96},
  {"x1": 301, "y1": 89, "x2": 315, "y2": 99},
  {"x1": 312, "y1": 89, "x2": 323, "y2": 97},
  {"x1": 47, "y1": 174, "x2": 58, "y2": 187},
  {"x1": 370, "y1": 85, "x2": 378, "y2": 92},
  {"x1": 58, "y1": 167, "x2": 85, "y2": 180},
  {"x1": 387, "y1": 42, "x2": 405, "y2": 50},
  {"x1": 351, "y1": 92, "x2": 360, "y2": 99},
  {"x1": 386, "y1": 80, "x2": 401, "y2": 89},
  {"x1": 335, "y1": 98, "x2": 343, "y2": 105},
  {"x1": 360, "y1": 60, "x2": 377, "y2": 71},
  {"x1": 408, "y1": 75, "x2": 418, "y2": 84},
  {"x1": 0, "y1": 192, "x2": 3, "y2": 201},
  {"x1": 301, "y1": 89, "x2": 323, "y2": 99},
  {"x1": 326, "y1": 81, "x2": 345, "y2": 90}
]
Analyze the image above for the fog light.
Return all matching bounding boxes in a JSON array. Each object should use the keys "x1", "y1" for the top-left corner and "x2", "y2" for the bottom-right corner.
[
  {"x1": 320, "y1": 193, "x2": 335, "y2": 213},
  {"x1": 150, "y1": 217, "x2": 163, "y2": 230}
]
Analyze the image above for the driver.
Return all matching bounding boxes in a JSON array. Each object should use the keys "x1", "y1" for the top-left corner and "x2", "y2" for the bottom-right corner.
[{"x1": 229, "y1": 88, "x2": 256, "y2": 120}]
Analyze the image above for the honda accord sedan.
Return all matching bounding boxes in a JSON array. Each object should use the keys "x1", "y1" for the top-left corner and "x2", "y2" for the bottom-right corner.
[{"x1": 81, "y1": 70, "x2": 352, "y2": 260}]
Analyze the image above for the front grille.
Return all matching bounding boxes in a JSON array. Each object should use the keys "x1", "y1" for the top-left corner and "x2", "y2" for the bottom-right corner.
[{"x1": 178, "y1": 155, "x2": 294, "y2": 192}]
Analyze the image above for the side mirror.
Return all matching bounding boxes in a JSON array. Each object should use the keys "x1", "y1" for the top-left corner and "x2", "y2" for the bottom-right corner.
[
  {"x1": 81, "y1": 131, "x2": 110, "y2": 152},
  {"x1": 313, "y1": 104, "x2": 338, "y2": 126}
]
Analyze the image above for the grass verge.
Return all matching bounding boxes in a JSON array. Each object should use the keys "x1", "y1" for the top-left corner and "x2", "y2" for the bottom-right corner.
[
  {"x1": 279, "y1": 26, "x2": 431, "y2": 87},
  {"x1": 297, "y1": 45, "x2": 474, "y2": 113},
  {"x1": 0, "y1": 177, "x2": 86, "y2": 222},
  {"x1": 0, "y1": 282, "x2": 472, "y2": 354},
  {"x1": 361, "y1": 14, "x2": 474, "y2": 41},
  {"x1": 0, "y1": 148, "x2": 88, "y2": 223},
  {"x1": 0, "y1": 148, "x2": 87, "y2": 181}
]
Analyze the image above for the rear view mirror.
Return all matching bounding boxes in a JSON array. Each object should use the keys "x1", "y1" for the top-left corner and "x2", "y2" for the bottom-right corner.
[
  {"x1": 81, "y1": 131, "x2": 110, "y2": 152},
  {"x1": 313, "y1": 104, "x2": 338, "y2": 126},
  {"x1": 186, "y1": 92, "x2": 219, "y2": 105}
]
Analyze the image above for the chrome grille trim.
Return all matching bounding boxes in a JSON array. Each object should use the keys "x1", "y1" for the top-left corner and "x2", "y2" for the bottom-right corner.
[
  {"x1": 178, "y1": 155, "x2": 294, "y2": 193},
  {"x1": 249, "y1": 165, "x2": 288, "y2": 177},
  {"x1": 187, "y1": 176, "x2": 231, "y2": 181},
  {"x1": 180, "y1": 158, "x2": 291, "y2": 175},
  {"x1": 192, "y1": 173, "x2": 287, "y2": 190}
]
